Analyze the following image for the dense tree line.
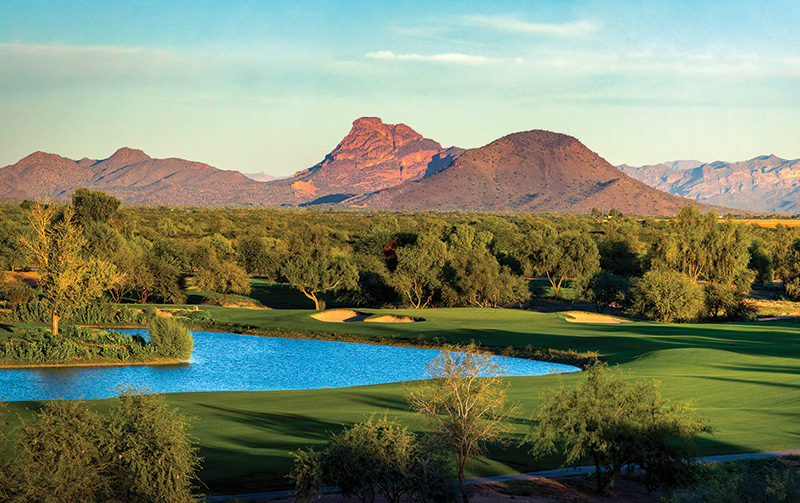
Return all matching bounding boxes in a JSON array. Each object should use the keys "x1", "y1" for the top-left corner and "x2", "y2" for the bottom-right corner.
[{"x1": 2, "y1": 191, "x2": 800, "y2": 324}]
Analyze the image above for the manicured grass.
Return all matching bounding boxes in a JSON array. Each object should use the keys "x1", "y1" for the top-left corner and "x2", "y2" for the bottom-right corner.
[{"x1": 3, "y1": 307, "x2": 800, "y2": 494}]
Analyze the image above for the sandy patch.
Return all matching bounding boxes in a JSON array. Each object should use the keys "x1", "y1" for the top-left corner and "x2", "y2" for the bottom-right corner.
[
  {"x1": 563, "y1": 311, "x2": 631, "y2": 324},
  {"x1": 363, "y1": 315, "x2": 420, "y2": 323},
  {"x1": 1, "y1": 271, "x2": 39, "y2": 287},
  {"x1": 311, "y1": 310, "x2": 371, "y2": 323}
]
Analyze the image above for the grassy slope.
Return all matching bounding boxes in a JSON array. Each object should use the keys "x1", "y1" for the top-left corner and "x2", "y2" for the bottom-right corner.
[{"x1": 4, "y1": 307, "x2": 800, "y2": 493}]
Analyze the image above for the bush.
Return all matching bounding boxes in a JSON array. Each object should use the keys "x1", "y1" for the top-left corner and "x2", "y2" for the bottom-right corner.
[
  {"x1": 65, "y1": 301, "x2": 117, "y2": 324},
  {"x1": 579, "y1": 270, "x2": 630, "y2": 313},
  {"x1": 185, "y1": 309, "x2": 211, "y2": 322},
  {"x1": 0, "y1": 280, "x2": 35, "y2": 306},
  {"x1": 290, "y1": 416, "x2": 458, "y2": 503},
  {"x1": 11, "y1": 297, "x2": 50, "y2": 323},
  {"x1": 667, "y1": 458, "x2": 800, "y2": 503},
  {"x1": 149, "y1": 317, "x2": 193, "y2": 361},
  {"x1": 628, "y1": 268, "x2": 704, "y2": 322},
  {"x1": 2, "y1": 389, "x2": 202, "y2": 502}
]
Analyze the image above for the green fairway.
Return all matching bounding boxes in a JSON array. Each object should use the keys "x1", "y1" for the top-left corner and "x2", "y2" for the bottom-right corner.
[{"x1": 4, "y1": 307, "x2": 800, "y2": 494}]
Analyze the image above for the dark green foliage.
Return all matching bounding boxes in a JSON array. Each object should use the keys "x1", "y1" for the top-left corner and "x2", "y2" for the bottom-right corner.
[
  {"x1": 527, "y1": 363, "x2": 712, "y2": 494},
  {"x1": 235, "y1": 234, "x2": 284, "y2": 278},
  {"x1": 668, "y1": 458, "x2": 800, "y2": 503},
  {"x1": 11, "y1": 297, "x2": 50, "y2": 323},
  {"x1": 71, "y1": 187, "x2": 120, "y2": 224},
  {"x1": 194, "y1": 258, "x2": 250, "y2": 303},
  {"x1": 0, "y1": 327, "x2": 155, "y2": 364},
  {"x1": 185, "y1": 309, "x2": 212, "y2": 322},
  {"x1": 2, "y1": 390, "x2": 201, "y2": 502},
  {"x1": 703, "y1": 282, "x2": 754, "y2": 321},
  {"x1": 579, "y1": 270, "x2": 630, "y2": 313},
  {"x1": 629, "y1": 269, "x2": 704, "y2": 322},
  {"x1": 748, "y1": 241, "x2": 774, "y2": 283},
  {"x1": 149, "y1": 316, "x2": 193, "y2": 361},
  {"x1": 0, "y1": 280, "x2": 35, "y2": 306},
  {"x1": 290, "y1": 416, "x2": 458, "y2": 503}
]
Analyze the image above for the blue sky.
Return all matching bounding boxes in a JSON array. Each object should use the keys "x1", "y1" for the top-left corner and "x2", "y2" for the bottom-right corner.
[{"x1": 1, "y1": 1, "x2": 798, "y2": 175}]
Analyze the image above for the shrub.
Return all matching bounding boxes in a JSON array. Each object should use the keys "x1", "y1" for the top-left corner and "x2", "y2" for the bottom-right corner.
[
  {"x1": 149, "y1": 317, "x2": 193, "y2": 361},
  {"x1": 0, "y1": 280, "x2": 35, "y2": 306},
  {"x1": 185, "y1": 309, "x2": 211, "y2": 322},
  {"x1": 628, "y1": 268, "x2": 704, "y2": 322},
  {"x1": 290, "y1": 416, "x2": 458, "y2": 503}
]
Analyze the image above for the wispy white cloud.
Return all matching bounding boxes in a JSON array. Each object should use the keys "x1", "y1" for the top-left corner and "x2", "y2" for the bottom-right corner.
[
  {"x1": 460, "y1": 15, "x2": 601, "y2": 39},
  {"x1": 365, "y1": 50, "x2": 523, "y2": 65}
]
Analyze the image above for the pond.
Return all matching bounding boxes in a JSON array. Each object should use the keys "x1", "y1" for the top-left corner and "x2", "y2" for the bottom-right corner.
[{"x1": 0, "y1": 330, "x2": 580, "y2": 401}]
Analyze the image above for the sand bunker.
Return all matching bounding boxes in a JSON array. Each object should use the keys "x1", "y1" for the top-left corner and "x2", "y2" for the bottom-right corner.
[
  {"x1": 311, "y1": 310, "x2": 421, "y2": 323},
  {"x1": 363, "y1": 315, "x2": 418, "y2": 323},
  {"x1": 563, "y1": 311, "x2": 631, "y2": 324}
]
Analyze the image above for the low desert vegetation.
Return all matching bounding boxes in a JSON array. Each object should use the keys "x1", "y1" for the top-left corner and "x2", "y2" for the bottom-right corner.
[{"x1": 0, "y1": 388, "x2": 201, "y2": 502}]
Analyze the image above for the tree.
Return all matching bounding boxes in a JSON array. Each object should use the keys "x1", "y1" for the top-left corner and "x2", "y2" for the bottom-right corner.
[
  {"x1": 281, "y1": 227, "x2": 359, "y2": 310},
  {"x1": 391, "y1": 232, "x2": 448, "y2": 308},
  {"x1": 406, "y1": 344, "x2": 518, "y2": 501},
  {"x1": 195, "y1": 258, "x2": 250, "y2": 303},
  {"x1": 71, "y1": 187, "x2": 120, "y2": 224},
  {"x1": 19, "y1": 203, "x2": 114, "y2": 336},
  {"x1": 628, "y1": 268, "x2": 704, "y2": 322},
  {"x1": 579, "y1": 270, "x2": 630, "y2": 313},
  {"x1": 442, "y1": 225, "x2": 530, "y2": 308},
  {"x1": 289, "y1": 416, "x2": 458, "y2": 503},
  {"x1": 527, "y1": 363, "x2": 712, "y2": 494},
  {"x1": 526, "y1": 229, "x2": 600, "y2": 297}
]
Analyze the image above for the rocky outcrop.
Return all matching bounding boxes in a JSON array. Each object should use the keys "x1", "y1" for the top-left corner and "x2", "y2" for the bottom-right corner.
[
  {"x1": 620, "y1": 156, "x2": 800, "y2": 212},
  {"x1": 284, "y1": 117, "x2": 455, "y2": 200}
]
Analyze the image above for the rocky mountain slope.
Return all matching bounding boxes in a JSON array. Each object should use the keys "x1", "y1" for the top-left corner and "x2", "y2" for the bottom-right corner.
[
  {"x1": 2, "y1": 118, "x2": 708, "y2": 215},
  {"x1": 344, "y1": 130, "x2": 701, "y2": 215},
  {"x1": 620, "y1": 156, "x2": 800, "y2": 212}
]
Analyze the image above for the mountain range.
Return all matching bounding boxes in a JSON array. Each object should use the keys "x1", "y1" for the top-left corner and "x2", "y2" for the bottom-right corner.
[
  {"x1": 1, "y1": 117, "x2": 705, "y2": 215},
  {"x1": 620, "y1": 156, "x2": 800, "y2": 213}
]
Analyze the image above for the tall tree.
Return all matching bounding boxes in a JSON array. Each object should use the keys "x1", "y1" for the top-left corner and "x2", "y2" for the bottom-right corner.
[
  {"x1": 19, "y1": 203, "x2": 114, "y2": 335},
  {"x1": 195, "y1": 258, "x2": 250, "y2": 303},
  {"x1": 406, "y1": 344, "x2": 518, "y2": 501}
]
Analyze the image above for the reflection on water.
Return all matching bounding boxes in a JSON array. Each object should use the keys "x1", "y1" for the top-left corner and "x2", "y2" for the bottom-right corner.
[{"x1": 0, "y1": 330, "x2": 579, "y2": 401}]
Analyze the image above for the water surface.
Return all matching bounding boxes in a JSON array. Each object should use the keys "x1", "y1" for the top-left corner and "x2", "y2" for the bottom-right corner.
[{"x1": 0, "y1": 330, "x2": 579, "y2": 401}]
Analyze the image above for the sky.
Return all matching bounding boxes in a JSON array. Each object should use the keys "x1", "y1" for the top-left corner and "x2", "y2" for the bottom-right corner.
[{"x1": 1, "y1": 0, "x2": 799, "y2": 176}]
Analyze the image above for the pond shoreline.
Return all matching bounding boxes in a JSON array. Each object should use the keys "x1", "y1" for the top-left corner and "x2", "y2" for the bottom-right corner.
[{"x1": 0, "y1": 358, "x2": 182, "y2": 369}]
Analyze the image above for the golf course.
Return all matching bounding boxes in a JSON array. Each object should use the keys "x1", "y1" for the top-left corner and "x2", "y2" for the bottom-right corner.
[{"x1": 4, "y1": 305, "x2": 798, "y2": 495}]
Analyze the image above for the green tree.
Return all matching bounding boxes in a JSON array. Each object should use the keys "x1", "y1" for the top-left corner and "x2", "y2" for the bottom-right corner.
[
  {"x1": 442, "y1": 225, "x2": 530, "y2": 308},
  {"x1": 281, "y1": 228, "x2": 359, "y2": 310},
  {"x1": 149, "y1": 316, "x2": 193, "y2": 361},
  {"x1": 390, "y1": 232, "x2": 448, "y2": 308},
  {"x1": 195, "y1": 257, "x2": 251, "y2": 303},
  {"x1": 0, "y1": 219, "x2": 29, "y2": 272},
  {"x1": 71, "y1": 187, "x2": 121, "y2": 224},
  {"x1": 629, "y1": 268, "x2": 704, "y2": 322},
  {"x1": 290, "y1": 416, "x2": 458, "y2": 503},
  {"x1": 526, "y1": 229, "x2": 600, "y2": 297},
  {"x1": 406, "y1": 344, "x2": 518, "y2": 501},
  {"x1": 19, "y1": 203, "x2": 114, "y2": 336},
  {"x1": 579, "y1": 270, "x2": 630, "y2": 313},
  {"x1": 527, "y1": 363, "x2": 712, "y2": 494}
]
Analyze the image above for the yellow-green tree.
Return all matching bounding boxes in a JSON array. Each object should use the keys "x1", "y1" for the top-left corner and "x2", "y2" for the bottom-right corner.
[
  {"x1": 406, "y1": 344, "x2": 518, "y2": 501},
  {"x1": 19, "y1": 203, "x2": 114, "y2": 336}
]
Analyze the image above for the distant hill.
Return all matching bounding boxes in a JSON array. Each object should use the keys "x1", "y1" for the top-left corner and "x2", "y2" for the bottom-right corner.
[
  {"x1": 344, "y1": 130, "x2": 702, "y2": 216},
  {"x1": 241, "y1": 171, "x2": 278, "y2": 182},
  {"x1": 620, "y1": 156, "x2": 800, "y2": 212},
  {"x1": 1, "y1": 118, "x2": 712, "y2": 215}
]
